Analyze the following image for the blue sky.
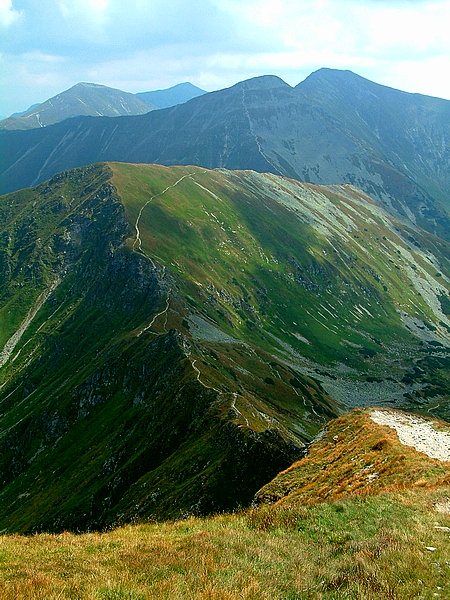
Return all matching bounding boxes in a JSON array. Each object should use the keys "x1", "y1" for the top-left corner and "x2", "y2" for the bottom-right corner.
[{"x1": 1, "y1": 0, "x2": 449, "y2": 115}]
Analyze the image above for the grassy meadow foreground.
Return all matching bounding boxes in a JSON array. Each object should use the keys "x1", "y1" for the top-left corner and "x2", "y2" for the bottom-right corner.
[
  {"x1": 0, "y1": 487, "x2": 449, "y2": 599},
  {"x1": 1, "y1": 408, "x2": 449, "y2": 599}
]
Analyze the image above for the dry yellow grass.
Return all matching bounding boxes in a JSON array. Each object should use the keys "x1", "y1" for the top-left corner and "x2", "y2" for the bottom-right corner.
[
  {"x1": 0, "y1": 485, "x2": 449, "y2": 599},
  {"x1": 255, "y1": 408, "x2": 450, "y2": 507}
]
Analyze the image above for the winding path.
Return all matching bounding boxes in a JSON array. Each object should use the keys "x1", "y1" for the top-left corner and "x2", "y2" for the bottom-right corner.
[
  {"x1": 137, "y1": 295, "x2": 170, "y2": 337},
  {"x1": 133, "y1": 172, "x2": 196, "y2": 336},
  {"x1": 133, "y1": 173, "x2": 194, "y2": 252},
  {"x1": 230, "y1": 392, "x2": 250, "y2": 427},
  {"x1": 131, "y1": 171, "x2": 238, "y2": 406}
]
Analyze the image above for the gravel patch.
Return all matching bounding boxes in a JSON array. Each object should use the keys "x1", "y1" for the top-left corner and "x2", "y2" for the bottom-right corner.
[{"x1": 370, "y1": 409, "x2": 450, "y2": 462}]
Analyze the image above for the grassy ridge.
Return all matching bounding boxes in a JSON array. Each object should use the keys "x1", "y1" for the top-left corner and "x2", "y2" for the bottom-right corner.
[
  {"x1": 112, "y1": 163, "x2": 449, "y2": 402},
  {"x1": 0, "y1": 164, "x2": 324, "y2": 533},
  {"x1": 0, "y1": 162, "x2": 448, "y2": 533},
  {"x1": 256, "y1": 408, "x2": 450, "y2": 506},
  {"x1": 114, "y1": 163, "x2": 408, "y2": 367}
]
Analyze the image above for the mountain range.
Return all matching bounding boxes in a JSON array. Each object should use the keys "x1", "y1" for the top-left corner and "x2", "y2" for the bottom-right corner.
[
  {"x1": 0, "y1": 161, "x2": 448, "y2": 532},
  {"x1": 0, "y1": 82, "x2": 206, "y2": 131},
  {"x1": 1, "y1": 69, "x2": 448, "y2": 238}
]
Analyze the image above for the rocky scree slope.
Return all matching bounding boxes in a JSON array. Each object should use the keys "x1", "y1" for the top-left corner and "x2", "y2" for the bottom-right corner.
[
  {"x1": 0, "y1": 69, "x2": 448, "y2": 236},
  {"x1": 0, "y1": 162, "x2": 448, "y2": 533}
]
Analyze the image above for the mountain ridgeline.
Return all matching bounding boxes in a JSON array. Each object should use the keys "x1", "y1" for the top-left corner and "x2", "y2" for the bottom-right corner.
[
  {"x1": 0, "y1": 162, "x2": 448, "y2": 532},
  {"x1": 0, "y1": 69, "x2": 448, "y2": 237},
  {"x1": 0, "y1": 83, "x2": 156, "y2": 131},
  {"x1": 0, "y1": 82, "x2": 206, "y2": 131},
  {"x1": 135, "y1": 82, "x2": 206, "y2": 109}
]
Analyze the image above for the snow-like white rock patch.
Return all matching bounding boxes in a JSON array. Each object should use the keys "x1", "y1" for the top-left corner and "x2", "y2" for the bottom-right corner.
[{"x1": 370, "y1": 409, "x2": 450, "y2": 462}]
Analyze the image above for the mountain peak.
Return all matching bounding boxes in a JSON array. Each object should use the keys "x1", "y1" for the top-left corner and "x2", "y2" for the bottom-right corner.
[
  {"x1": 310, "y1": 67, "x2": 358, "y2": 78},
  {"x1": 0, "y1": 82, "x2": 153, "y2": 131},
  {"x1": 154, "y1": 82, "x2": 202, "y2": 92},
  {"x1": 235, "y1": 74, "x2": 291, "y2": 91},
  {"x1": 296, "y1": 67, "x2": 367, "y2": 89},
  {"x1": 296, "y1": 67, "x2": 445, "y2": 101},
  {"x1": 135, "y1": 82, "x2": 206, "y2": 109},
  {"x1": 71, "y1": 82, "x2": 111, "y2": 90}
]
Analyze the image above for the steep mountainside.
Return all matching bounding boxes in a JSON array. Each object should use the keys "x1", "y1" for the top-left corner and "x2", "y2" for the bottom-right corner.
[
  {"x1": 0, "y1": 163, "x2": 448, "y2": 532},
  {"x1": 0, "y1": 69, "x2": 448, "y2": 235},
  {"x1": 295, "y1": 70, "x2": 450, "y2": 236},
  {"x1": 0, "y1": 83, "x2": 155, "y2": 131},
  {"x1": 136, "y1": 82, "x2": 206, "y2": 109}
]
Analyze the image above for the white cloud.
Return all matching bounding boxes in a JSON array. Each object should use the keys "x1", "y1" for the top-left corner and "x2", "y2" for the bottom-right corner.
[
  {"x1": 58, "y1": 0, "x2": 109, "y2": 18},
  {"x1": 218, "y1": 0, "x2": 450, "y2": 60},
  {"x1": 213, "y1": 0, "x2": 450, "y2": 97},
  {"x1": 58, "y1": 0, "x2": 110, "y2": 29},
  {"x1": 1, "y1": 0, "x2": 450, "y2": 114},
  {"x1": 21, "y1": 51, "x2": 66, "y2": 64},
  {"x1": 0, "y1": 0, "x2": 21, "y2": 27},
  {"x1": 371, "y1": 54, "x2": 450, "y2": 99}
]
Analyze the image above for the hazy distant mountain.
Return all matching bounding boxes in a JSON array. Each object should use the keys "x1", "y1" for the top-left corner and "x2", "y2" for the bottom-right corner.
[
  {"x1": 1, "y1": 69, "x2": 448, "y2": 235},
  {"x1": 136, "y1": 82, "x2": 206, "y2": 109},
  {"x1": 0, "y1": 83, "x2": 155, "y2": 130},
  {"x1": 0, "y1": 82, "x2": 206, "y2": 131},
  {"x1": 10, "y1": 103, "x2": 41, "y2": 117},
  {"x1": 294, "y1": 69, "x2": 450, "y2": 234}
]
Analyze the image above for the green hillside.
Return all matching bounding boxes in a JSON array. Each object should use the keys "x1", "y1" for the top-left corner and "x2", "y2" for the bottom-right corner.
[
  {"x1": 111, "y1": 162, "x2": 449, "y2": 407},
  {"x1": 0, "y1": 162, "x2": 448, "y2": 532}
]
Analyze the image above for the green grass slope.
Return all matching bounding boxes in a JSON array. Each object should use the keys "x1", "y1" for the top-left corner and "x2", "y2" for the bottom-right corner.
[
  {"x1": 0, "y1": 162, "x2": 448, "y2": 533},
  {"x1": 112, "y1": 162, "x2": 449, "y2": 412},
  {"x1": 0, "y1": 164, "x2": 332, "y2": 533}
]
